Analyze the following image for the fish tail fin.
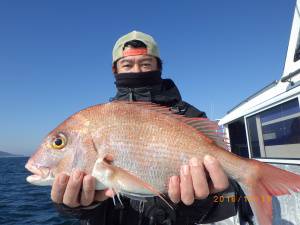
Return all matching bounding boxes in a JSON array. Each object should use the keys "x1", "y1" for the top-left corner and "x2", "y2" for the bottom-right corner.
[{"x1": 242, "y1": 160, "x2": 300, "y2": 225}]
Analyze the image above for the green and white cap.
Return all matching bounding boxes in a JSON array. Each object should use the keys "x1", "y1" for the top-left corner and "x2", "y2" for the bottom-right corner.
[{"x1": 112, "y1": 30, "x2": 160, "y2": 63}]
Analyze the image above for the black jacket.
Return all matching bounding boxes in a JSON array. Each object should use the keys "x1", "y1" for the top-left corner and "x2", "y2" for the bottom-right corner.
[
  {"x1": 56, "y1": 79, "x2": 252, "y2": 225},
  {"x1": 111, "y1": 79, "x2": 207, "y2": 118}
]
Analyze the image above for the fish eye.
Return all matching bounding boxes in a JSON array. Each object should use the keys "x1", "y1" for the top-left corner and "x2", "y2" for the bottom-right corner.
[{"x1": 52, "y1": 133, "x2": 67, "y2": 150}]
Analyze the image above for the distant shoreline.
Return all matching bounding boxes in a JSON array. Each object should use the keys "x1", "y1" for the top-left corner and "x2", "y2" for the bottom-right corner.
[
  {"x1": 0, "y1": 150, "x2": 26, "y2": 158},
  {"x1": 0, "y1": 155, "x2": 27, "y2": 158}
]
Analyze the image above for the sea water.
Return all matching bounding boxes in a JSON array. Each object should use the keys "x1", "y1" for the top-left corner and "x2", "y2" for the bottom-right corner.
[{"x1": 0, "y1": 157, "x2": 80, "y2": 225}]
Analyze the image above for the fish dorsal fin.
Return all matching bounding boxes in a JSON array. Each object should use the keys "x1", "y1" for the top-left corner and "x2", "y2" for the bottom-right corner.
[
  {"x1": 182, "y1": 118, "x2": 230, "y2": 150},
  {"x1": 116, "y1": 101, "x2": 230, "y2": 151}
]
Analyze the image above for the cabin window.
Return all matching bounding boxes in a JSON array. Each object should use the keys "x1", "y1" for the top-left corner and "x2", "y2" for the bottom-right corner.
[
  {"x1": 246, "y1": 98, "x2": 300, "y2": 159},
  {"x1": 228, "y1": 119, "x2": 249, "y2": 158},
  {"x1": 246, "y1": 116, "x2": 261, "y2": 158},
  {"x1": 294, "y1": 45, "x2": 300, "y2": 62},
  {"x1": 294, "y1": 27, "x2": 300, "y2": 62}
]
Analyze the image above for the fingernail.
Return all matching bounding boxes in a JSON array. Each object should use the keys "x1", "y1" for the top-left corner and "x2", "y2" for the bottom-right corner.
[
  {"x1": 204, "y1": 155, "x2": 215, "y2": 163},
  {"x1": 181, "y1": 165, "x2": 189, "y2": 175},
  {"x1": 59, "y1": 174, "x2": 68, "y2": 185},
  {"x1": 190, "y1": 157, "x2": 198, "y2": 166}
]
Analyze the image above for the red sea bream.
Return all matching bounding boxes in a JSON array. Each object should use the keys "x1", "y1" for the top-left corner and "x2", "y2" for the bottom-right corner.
[{"x1": 25, "y1": 101, "x2": 300, "y2": 225}]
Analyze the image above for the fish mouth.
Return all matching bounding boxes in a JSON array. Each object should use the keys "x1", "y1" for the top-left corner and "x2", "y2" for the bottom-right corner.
[{"x1": 25, "y1": 162, "x2": 54, "y2": 186}]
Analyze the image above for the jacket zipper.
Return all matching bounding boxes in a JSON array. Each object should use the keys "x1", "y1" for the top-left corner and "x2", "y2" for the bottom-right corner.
[{"x1": 128, "y1": 88, "x2": 133, "y2": 101}]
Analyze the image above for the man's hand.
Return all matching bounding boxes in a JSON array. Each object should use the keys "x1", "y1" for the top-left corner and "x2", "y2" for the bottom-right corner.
[
  {"x1": 51, "y1": 155, "x2": 228, "y2": 207},
  {"x1": 51, "y1": 171, "x2": 114, "y2": 208},
  {"x1": 168, "y1": 155, "x2": 229, "y2": 205}
]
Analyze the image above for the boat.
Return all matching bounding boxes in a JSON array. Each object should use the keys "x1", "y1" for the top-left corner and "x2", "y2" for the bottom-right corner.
[{"x1": 213, "y1": 0, "x2": 300, "y2": 224}]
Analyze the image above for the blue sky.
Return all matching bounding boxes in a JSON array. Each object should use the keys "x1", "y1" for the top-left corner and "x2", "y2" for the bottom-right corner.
[{"x1": 0, "y1": 0, "x2": 296, "y2": 155}]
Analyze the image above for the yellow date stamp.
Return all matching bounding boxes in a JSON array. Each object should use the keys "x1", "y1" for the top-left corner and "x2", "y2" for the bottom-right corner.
[{"x1": 213, "y1": 195, "x2": 272, "y2": 203}]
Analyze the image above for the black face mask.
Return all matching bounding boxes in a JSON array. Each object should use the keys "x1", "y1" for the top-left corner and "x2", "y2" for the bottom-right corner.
[{"x1": 114, "y1": 71, "x2": 162, "y2": 88}]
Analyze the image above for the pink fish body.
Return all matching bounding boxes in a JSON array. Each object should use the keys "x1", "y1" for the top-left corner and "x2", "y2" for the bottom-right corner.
[{"x1": 26, "y1": 101, "x2": 300, "y2": 225}]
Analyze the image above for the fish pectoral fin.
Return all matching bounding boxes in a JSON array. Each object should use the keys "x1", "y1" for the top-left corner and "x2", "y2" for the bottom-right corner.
[
  {"x1": 94, "y1": 180, "x2": 107, "y2": 190},
  {"x1": 92, "y1": 158, "x2": 111, "y2": 190},
  {"x1": 91, "y1": 157, "x2": 173, "y2": 209},
  {"x1": 114, "y1": 167, "x2": 173, "y2": 209}
]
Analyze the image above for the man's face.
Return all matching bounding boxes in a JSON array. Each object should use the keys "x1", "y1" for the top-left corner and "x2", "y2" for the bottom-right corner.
[{"x1": 116, "y1": 54, "x2": 158, "y2": 74}]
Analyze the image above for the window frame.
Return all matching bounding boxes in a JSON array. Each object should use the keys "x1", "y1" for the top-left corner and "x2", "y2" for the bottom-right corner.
[{"x1": 244, "y1": 95, "x2": 300, "y2": 164}]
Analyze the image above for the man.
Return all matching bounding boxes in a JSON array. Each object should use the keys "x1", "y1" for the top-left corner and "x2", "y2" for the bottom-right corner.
[{"x1": 51, "y1": 31, "x2": 245, "y2": 225}]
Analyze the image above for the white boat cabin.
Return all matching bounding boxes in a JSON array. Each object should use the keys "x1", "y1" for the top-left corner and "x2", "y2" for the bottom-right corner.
[
  {"x1": 214, "y1": 0, "x2": 300, "y2": 224},
  {"x1": 220, "y1": 0, "x2": 300, "y2": 165}
]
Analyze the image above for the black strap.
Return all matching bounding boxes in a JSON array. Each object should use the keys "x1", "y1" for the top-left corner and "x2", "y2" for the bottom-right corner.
[{"x1": 130, "y1": 198, "x2": 176, "y2": 225}]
